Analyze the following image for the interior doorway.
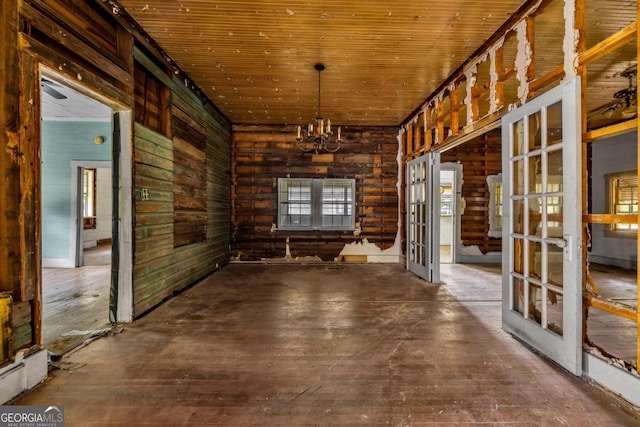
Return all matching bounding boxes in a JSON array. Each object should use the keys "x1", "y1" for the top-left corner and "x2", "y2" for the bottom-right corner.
[
  {"x1": 439, "y1": 166, "x2": 461, "y2": 264},
  {"x1": 40, "y1": 72, "x2": 115, "y2": 357}
]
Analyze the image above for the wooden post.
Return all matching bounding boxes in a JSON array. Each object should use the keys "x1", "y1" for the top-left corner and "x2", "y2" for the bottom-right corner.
[
  {"x1": 574, "y1": 0, "x2": 589, "y2": 345},
  {"x1": 492, "y1": 46, "x2": 505, "y2": 112},
  {"x1": 525, "y1": 16, "x2": 536, "y2": 99},
  {"x1": 0, "y1": 0, "x2": 22, "y2": 301},
  {"x1": 635, "y1": 0, "x2": 640, "y2": 369},
  {"x1": 19, "y1": 51, "x2": 42, "y2": 344},
  {"x1": 450, "y1": 86, "x2": 460, "y2": 136},
  {"x1": 436, "y1": 98, "x2": 445, "y2": 144}
]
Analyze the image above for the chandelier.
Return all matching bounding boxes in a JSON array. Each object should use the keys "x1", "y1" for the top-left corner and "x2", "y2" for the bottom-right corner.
[{"x1": 296, "y1": 63, "x2": 343, "y2": 153}]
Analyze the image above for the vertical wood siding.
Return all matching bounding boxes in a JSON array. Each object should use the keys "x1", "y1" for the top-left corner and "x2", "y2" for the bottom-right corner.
[{"x1": 232, "y1": 125, "x2": 399, "y2": 261}]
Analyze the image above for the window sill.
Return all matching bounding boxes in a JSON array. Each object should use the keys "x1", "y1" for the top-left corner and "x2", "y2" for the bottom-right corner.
[{"x1": 275, "y1": 227, "x2": 356, "y2": 232}]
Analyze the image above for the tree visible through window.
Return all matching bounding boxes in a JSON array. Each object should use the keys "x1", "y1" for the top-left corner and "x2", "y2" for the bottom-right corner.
[
  {"x1": 278, "y1": 178, "x2": 355, "y2": 230},
  {"x1": 83, "y1": 168, "x2": 97, "y2": 229},
  {"x1": 609, "y1": 172, "x2": 638, "y2": 232}
]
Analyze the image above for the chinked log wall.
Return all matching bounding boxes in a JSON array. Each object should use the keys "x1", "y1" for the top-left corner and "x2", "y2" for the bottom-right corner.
[
  {"x1": 2, "y1": 0, "x2": 231, "y2": 361},
  {"x1": 232, "y1": 125, "x2": 400, "y2": 261},
  {"x1": 441, "y1": 134, "x2": 502, "y2": 254}
]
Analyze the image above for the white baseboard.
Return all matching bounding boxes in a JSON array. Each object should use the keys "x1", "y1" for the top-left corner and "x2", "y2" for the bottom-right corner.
[
  {"x1": 42, "y1": 257, "x2": 74, "y2": 268},
  {"x1": 583, "y1": 351, "x2": 640, "y2": 407},
  {"x1": 0, "y1": 349, "x2": 48, "y2": 404}
]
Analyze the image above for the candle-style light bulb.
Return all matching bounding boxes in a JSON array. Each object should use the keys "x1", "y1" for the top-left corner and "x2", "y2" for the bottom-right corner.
[
  {"x1": 337, "y1": 126, "x2": 341, "y2": 140},
  {"x1": 297, "y1": 125, "x2": 301, "y2": 139},
  {"x1": 327, "y1": 119, "x2": 331, "y2": 133}
]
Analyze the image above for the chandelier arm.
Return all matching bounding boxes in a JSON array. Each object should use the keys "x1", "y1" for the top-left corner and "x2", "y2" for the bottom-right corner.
[
  {"x1": 323, "y1": 140, "x2": 342, "y2": 153},
  {"x1": 295, "y1": 139, "x2": 317, "y2": 152}
]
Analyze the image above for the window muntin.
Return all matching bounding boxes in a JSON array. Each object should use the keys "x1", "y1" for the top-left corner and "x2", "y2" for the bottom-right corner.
[{"x1": 278, "y1": 178, "x2": 355, "y2": 230}]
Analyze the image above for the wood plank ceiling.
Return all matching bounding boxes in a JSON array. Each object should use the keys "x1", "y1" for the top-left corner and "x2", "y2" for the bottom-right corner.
[
  {"x1": 116, "y1": 0, "x2": 528, "y2": 126},
  {"x1": 115, "y1": 0, "x2": 637, "y2": 127}
]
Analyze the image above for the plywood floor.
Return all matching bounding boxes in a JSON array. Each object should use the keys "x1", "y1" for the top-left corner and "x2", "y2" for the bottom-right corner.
[{"x1": 16, "y1": 263, "x2": 639, "y2": 425}]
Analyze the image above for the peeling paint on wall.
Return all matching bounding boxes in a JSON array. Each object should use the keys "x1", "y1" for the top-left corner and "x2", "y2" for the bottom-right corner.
[
  {"x1": 464, "y1": 65, "x2": 477, "y2": 126},
  {"x1": 563, "y1": 0, "x2": 579, "y2": 79},
  {"x1": 515, "y1": 20, "x2": 532, "y2": 104},
  {"x1": 488, "y1": 39, "x2": 504, "y2": 113}
]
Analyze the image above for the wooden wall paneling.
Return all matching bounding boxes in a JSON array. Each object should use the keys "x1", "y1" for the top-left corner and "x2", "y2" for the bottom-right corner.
[
  {"x1": 20, "y1": 3, "x2": 131, "y2": 87},
  {"x1": 436, "y1": 98, "x2": 445, "y2": 144},
  {"x1": 0, "y1": 293, "x2": 12, "y2": 363},
  {"x1": 19, "y1": 50, "x2": 41, "y2": 346},
  {"x1": 29, "y1": 0, "x2": 123, "y2": 65},
  {"x1": 475, "y1": 58, "x2": 492, "y2": 119},
  {"x1": 524, "y1": 16, "x2": 537, "y2": 99},
  {"x1": 134, "y1": 62, "x2": 170, "y2": 136},
  {"x1": 231, "y1": 126, "x2": 399, "y2": 261},
  {"x1": 492, "y1": 45, "x2": 505, "y2": 113},
  {"x1": 132, "y1": 65, "x2": 230, "y2": 316},
  {"x1": 424, "y1": 106, "x2": 434, "y2": 152},
  {"x1": 450, "y1": 86, "x2": 460, "y2": 136},
  {"x1": 456, "y1": 79, "x2": 468, "y2": 130},
  {"x1": 444, "y1": 92, "x2": 453, "y2": 137},
  {"x1": 133, "y1": 123, "x2": 175, "y2": 315},
  {"x1": 406, "y1": 122, "x2": 414, "y2": 157},
  {"x1": 441, "y1": 133, "x2": 502, "y2": 254},
  {"x1": 1, "y1": 0, "x2": 22, "y2": 304},
  {"x1": 172, "y1": 101, "x2": 207, "y2": 247},
  {"x1": 18, "y1": 33, "x2": 133, "y2": 106},
  {"x1": 11, "y1": 302, "x2": 32, "y2": 352}
]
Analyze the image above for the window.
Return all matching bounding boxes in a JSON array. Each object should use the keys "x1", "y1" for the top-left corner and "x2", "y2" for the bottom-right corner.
[
  {"x1": 278, "y1": 178, "x2": 355, "y2": 230},
  {"x1": 608, "y1": 172, "x2": 638, "y2": 232},
  {"x1": 83, "y1": 168, "x2": 97, "y2": 229},
  {"x1": 487, "y1": 174, "x2": 502, "y2": 237}
]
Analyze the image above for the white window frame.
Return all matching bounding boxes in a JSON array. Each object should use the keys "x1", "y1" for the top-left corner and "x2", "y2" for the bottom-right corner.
[
  {"x1": 278, "y1": 178, "x2": 355, "y2": 230},
  {"x1": 487, "y1": 174, "x2": 502, "y2": 238},
  {"x1": 606, "y1": 170, "x2": 638, "y2": 236},
  {"x1": 83, "y1": 168, "x2": 97, "y2": 229}
]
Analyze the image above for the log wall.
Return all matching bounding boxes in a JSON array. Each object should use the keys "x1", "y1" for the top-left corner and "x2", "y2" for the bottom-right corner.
[
  {"x1": 232, "y1": 125, "x2": 399, "y2": 261},
  {"x1": 441, "y1": 132, "x2": 502, "y2": 254}
]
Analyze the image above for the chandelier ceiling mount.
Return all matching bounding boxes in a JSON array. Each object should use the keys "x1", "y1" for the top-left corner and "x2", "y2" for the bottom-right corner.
[{"x1": 295, "y1": 63, "x2": 343, "y2": 154}]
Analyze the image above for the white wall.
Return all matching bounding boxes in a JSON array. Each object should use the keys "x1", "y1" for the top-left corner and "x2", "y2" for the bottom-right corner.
[
  {"x1": 83, "y1": 167, "x2": 112, "y2": 245},
  {"x1": 589, "y1": 131, "x2": 637, "y2": 270}
]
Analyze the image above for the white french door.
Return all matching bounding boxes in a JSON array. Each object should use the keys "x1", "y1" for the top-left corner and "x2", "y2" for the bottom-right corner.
[
  {"x1": 501, "y1": 77, "x2": 582, "y2": 374},
  {"x1": 406, "y1": 152, "x2": 440, "y2": 282}
]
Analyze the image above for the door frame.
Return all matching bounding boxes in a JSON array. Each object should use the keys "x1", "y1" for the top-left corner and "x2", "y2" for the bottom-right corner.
[
  {"x1": 439, "y1": 163, "x2": 463, "y2": 264},
  {"x1": 501, "y1": 76, "x2": 583, "y2": 375},
  {"x1": 40, "y1": 66, "x2": 134, "y2": 323},
  {"x1": 406, "y1": 152, "x2": 441, "y2": 282},
  {"x1": 71, "y1": 161, "x2": 112, "y2": 267}
]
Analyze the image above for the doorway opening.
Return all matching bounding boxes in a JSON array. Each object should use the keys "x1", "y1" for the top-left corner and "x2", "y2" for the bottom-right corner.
[
  {"x1": 584, "y1": 130, "x2": 638, "y2": 370},
  {"x1": 40, "y1": 72, "x2": 115, "y2": 357},
  {"x1": 439, "y1": 166, "x2": 461, "y2": 264}
]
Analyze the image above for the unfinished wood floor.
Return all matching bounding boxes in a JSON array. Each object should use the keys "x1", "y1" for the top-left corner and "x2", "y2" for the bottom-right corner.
[
  {"x1": 16, "y1": 264, "x2": 639, "y2": 425},
  {"x1": 42, "y1": 244, "x2": 111, "y2": 356}
]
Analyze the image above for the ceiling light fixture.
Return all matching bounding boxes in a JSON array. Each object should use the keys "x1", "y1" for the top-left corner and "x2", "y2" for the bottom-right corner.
[{"x1": 296, "y1": 63, "x2": 343, "y2": 153}]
